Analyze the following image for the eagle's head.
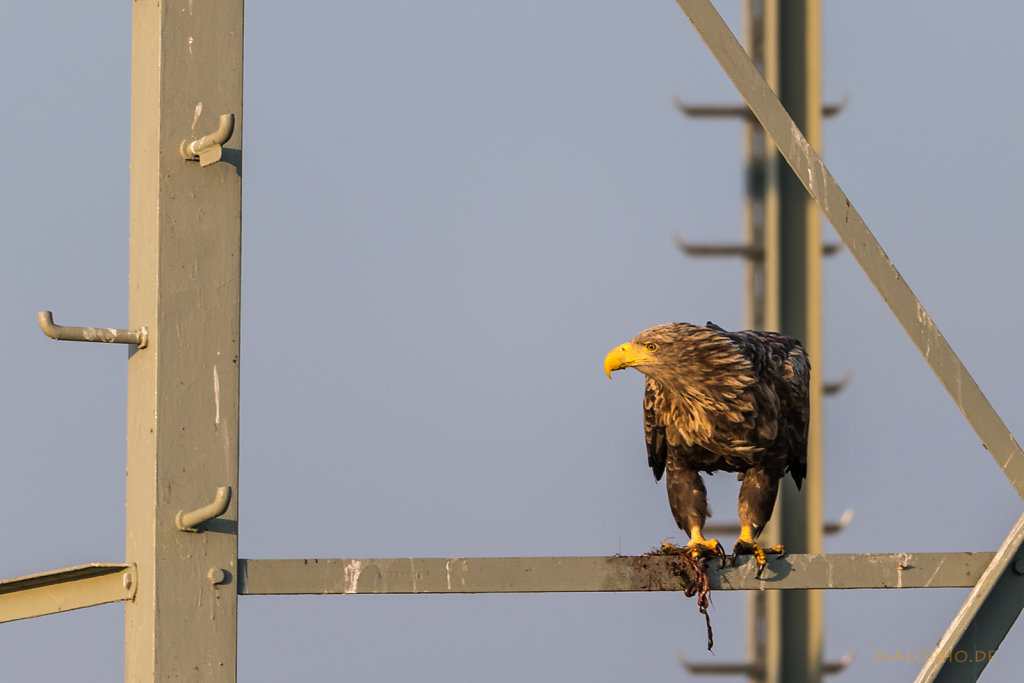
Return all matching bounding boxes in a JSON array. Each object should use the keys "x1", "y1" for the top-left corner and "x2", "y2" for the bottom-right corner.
[
  {"x1": 603, "y1": 323, "x2": 699, "y2": 380},
  {"x1": 604, "y1": 322, "x2": 754, "y2": 400}
]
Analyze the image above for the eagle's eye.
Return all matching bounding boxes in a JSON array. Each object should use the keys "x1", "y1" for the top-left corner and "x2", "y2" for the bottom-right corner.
[{"x1": 644, "y1": 342, "x2": 659, "y2": 352}]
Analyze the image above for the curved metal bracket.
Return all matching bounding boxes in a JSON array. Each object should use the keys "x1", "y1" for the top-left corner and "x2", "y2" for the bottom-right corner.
[
  {"x1": 180, "y1": 113, "x2": 235, "y2": 167},
  {"x1": 176, "y1": 486, "x2": 232, "y2": 532},
  {"x1": 38, "y1": 311, "x2": 148, "y2": 348}
]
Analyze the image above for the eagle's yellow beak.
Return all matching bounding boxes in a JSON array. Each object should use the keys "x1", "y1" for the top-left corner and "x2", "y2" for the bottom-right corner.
[{"x1": 604, "y1": 342, "x2": 654, "y2": 378}]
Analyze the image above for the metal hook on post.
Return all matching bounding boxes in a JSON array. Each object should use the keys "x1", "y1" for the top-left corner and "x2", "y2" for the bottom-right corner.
[
  {"x1": 180, "y1": 113, "x2": 235, "y2": 167},
  {"x1": 176, "y1": 486, "x2": 232, "y2": 532},
  {"x1": 38, "y1": 311, "x2": 148, "y2": 348}
]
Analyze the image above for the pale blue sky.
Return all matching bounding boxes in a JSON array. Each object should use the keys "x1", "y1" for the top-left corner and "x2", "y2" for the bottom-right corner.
[{"x1": 2, "y1": 2, "x2": 1022, "y2": 680}]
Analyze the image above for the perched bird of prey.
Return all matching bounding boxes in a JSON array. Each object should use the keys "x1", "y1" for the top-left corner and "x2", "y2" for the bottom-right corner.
[{"x1": 604, "y1": 322, "x2": 809, "y2": 572}]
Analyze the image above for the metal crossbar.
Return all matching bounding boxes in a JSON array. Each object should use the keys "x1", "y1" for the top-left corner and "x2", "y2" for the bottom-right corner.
[
  {"x1": 237, "y1": 553, "x2": 994, "y2": 595},
  {"x1": 0, "y1": 551, "x2": 993, "y2": 624}
]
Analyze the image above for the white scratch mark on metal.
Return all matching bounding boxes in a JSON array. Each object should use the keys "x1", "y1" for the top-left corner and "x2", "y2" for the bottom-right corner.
[
  {"x1": 188, "y1": 36, "x2": 194, "y2": 55},
  {"x1": 410, "y1": 558, "x2": 419, "y2": 593},
  {"x1": 788, "y1": 118, "x2": 825, "y2": 208},
  {"x1": 445, "y1": 559, "x2": 453, "y2": 591},
  {"x1": 192, "y1": 102, "x2": 203, "y2": 131},
  {"x1": 213, "y1": 365, "x2": 221, "y2": 425},
  {"x1": 916, "y1": 301, "x2": 933, "y2": 359},
  {"x1": 343, "y1": 560, "x2": 363, "y2": 594},
  {"x1": 923, "y1": 556, "x2": 946, "y2": 588}
]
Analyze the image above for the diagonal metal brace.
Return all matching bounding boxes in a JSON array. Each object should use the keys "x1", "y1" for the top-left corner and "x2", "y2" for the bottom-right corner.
[
  {"x1": 0, "y1": 563, "x2": 136, "y2": 624},
  {"x1": 672, "y1": 0, "x2": 1024, "y2": 502},
  {"x1": 914, "y1": 511, "x2": 1024, "y2": 682}
]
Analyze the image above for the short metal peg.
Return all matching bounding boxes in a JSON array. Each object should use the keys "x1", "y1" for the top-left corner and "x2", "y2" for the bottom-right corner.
[
  {"x1": 176, "y1": 486, "x2": 232, "y2": 532},
  {"x1": 180, "y1": 113, "x2": 235, "y2": 167},
  {"x1": 38, "y1": 311, "x2": 148, "y2": 348}
]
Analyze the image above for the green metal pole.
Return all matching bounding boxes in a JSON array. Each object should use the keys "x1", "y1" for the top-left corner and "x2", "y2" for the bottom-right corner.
[
  {"x1": 776, "y1": 1, "x2": 825, "y2": 682},
  {"x1": 125, "y1": 1, "x2": 243, "y2": 680},
  {"x1": 741, "y1": 2, "x2": 780, "y2": 680}
]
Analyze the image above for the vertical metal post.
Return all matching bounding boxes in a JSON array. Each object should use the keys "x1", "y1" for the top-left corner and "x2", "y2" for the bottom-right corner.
[
  {"x1": 126, "y1": 1, "x2": 243, "y2": 680},
  {"x1": 742, "y1": 3, "x2": 781, "y2": 681},
  {"x1": 775, "y1": 1, "x2": 824, "y2": 682},
  {"x1": 742, "y1": 0, "x2": 780, "y2": 335}
]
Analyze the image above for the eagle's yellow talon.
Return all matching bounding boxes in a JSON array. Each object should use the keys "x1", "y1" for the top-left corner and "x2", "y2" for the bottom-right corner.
[
  {"x1": 731, "y1": 525, "x2": 785, "y2": 576},
  {"x1": 684, "y1": 538, "x2": 725, "y2": 562},
  {"x1": 732, "y1": 538, "x2": 784, "y2": 577}
]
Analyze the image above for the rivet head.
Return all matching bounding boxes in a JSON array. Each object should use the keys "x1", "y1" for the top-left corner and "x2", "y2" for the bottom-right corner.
[
  {"x1": 208, "y1": 567, "x2": 228, "y2": 585},
  {"x1": 1013, "y1": 559, "x2": 1024, "y2": 576}
]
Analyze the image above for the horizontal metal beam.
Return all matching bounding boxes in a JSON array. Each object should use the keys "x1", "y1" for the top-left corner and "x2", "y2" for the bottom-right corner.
[
  {"x1": 673, "y1": 0, "x2": 1024, "y2": 502},
  {"x1": 673, "y1": 236, "x2": 842, "y2": 259},
  {"x1": 673, "y1": 96, "x2": 848, "y2": 118},
  {"x1": 679, "y1": 650, "x2": 853, "y2": 676},
  {"x1": 237, "y1": 553, "x2": 992, "y2": 595},
  {"x1": 239, "y1": 556, "x2": 698, "y2": 594},
  {"x1": 0, "y1": 563, "x2": 136, "y2": 624}
]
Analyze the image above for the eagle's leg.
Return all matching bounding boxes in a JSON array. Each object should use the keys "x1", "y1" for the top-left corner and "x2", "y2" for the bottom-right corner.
[
  {"x1": 665, "y1": 460, "x2": 724, "y2": 561},
  {"x1": 734, "y1": 467, "x2": 785, "y2": 577}
]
